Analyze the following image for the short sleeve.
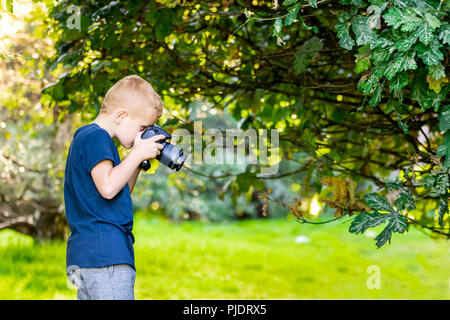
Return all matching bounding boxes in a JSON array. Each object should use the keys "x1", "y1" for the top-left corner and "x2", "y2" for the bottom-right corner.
[{"x1": 83, "y1": 129, "x2": 117, "y2": 174}]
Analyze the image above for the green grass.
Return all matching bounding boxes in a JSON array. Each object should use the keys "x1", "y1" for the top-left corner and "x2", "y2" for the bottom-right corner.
[{"x1": 0, "y1": 216, "x2": 449, "y2": 299}]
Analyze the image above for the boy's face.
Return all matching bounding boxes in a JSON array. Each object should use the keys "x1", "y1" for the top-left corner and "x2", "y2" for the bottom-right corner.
[{"x1": 115, "y1": 106, "x2": 159, "y2": 150}]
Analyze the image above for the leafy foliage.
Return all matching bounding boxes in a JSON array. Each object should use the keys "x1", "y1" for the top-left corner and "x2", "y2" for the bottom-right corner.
[
  {"x1": 270, "y1": 0, "x2": 449, "y2": 247},
  {"x1": 349, "y1": 192, "x2": 409, "y2": 248},
  {"x1": 33, "y1": 0, "x2": 450, "y2": 246},
  {"x1": 0, "y1": 2, "x2": 72, "y2": 239}
]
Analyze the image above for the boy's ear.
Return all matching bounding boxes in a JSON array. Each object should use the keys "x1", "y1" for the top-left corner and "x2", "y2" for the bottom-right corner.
[{"x1": 114, "y1": 109, "x2": 128, "y2": 124}]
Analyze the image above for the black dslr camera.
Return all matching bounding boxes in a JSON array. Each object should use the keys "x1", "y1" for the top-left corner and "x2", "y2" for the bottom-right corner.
[{"x1": 139, "y1": 125, "x2": 186, "y2": 171}]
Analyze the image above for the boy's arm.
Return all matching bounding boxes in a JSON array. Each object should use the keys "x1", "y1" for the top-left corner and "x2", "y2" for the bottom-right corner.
[
  {"x1": 91, "y1": 134, "x2": 164, "y2": 200},
  {"x1": 128, "y1": 166, "x2": 141, "y2": 194},
  {"x1": 91, "y1": 152, "x2": 142, "y2": 200}
]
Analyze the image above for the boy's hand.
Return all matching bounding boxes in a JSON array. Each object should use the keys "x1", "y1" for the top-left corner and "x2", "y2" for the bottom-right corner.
[{"x1": 132, "y1": 131, "x2": 165, "y2": 161}]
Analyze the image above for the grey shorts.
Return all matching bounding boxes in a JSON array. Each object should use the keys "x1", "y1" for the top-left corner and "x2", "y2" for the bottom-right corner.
[{"x1": 67, "y1": 264, "x2": 136, "y2": 300}]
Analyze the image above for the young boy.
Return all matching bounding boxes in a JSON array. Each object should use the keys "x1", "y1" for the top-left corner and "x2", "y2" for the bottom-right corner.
[{"x1": 64, "y1": 75, "x2": 166, "y2": 300}]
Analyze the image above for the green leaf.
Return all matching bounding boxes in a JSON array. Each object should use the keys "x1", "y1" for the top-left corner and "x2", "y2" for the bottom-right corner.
[
  {"x1": 5, "y1": 0, "x2": 13, "y2": 13},
  {"x1": 368, "y1": 0, "x2": 387, "y2": 5},
  {"x1": 371, "y1": 48, "x2": 392, "y2": 62},
  {"x1": 301, "y1": 37, "x2": 323, "y2": 56},
  {"x1": 394, "y1": 191, "x2": 415, "y2": 211},
  {"x1": 339, "y1": 0, "x2": 367, "y2": 7},
  {"x1": 386, "y1": 179, "x2": 416, "y2": 211},
  {"x1": 422, "y1": 174, "x2": 436, "y2": 189},
  {"x1": 235, "y1": 174, "x2": 251, "y2": 193},
  {"x1": 394, "y1": 196, "x2": 408, "y2": 211},
  {"x1": 410, "y1": 67, "x2": 434, "y2": 110},
  {"x1": 293, "y1": 37, "x2": 323, "y2": 75},
  {"x1": 338, "y1": 11, "x2": 353, "y2": 23},
  {"x1": 372, "y1": 60, "x2": 388, "y2": 78},
  {"x1": 385, "y1": 179, "x2": 403, "y2": 191},
  {"x1": 251, "y1": 178, "x2": 266, "y2": 191},
  {"x1": 439, "y1": 110, "x2": 450, "y2": 132},
  {"x1": 370, "y1": 36, "x2": 394, "y2": 50},
  {"x1": 424, "y1": 12, "x2": 440, "y2": 29},
  {"x1": 309, "y1": 0, "x2": 318, "y2": 8},
  {"x1": 415, "y1": 42, "x2": 444, "y2": 66},
  {"x1": 358, "y1": 74, "x2": 379, "y2": 95},
  {"x1": 436, "y1": 145, "x2": 447, "y2": 157},
  {"x1": 384, "y1": 51, "x2": 417, "y2": 80},
  {"x1": 445, "y1": 132, "x2": 450, "y2": 167},
  {"x1": 364, "y1": 192, "x2": 396, "y2": 213},
  {"x1": 293, "y1": 53, "x2": 308, "y2": 75},
  {"x1": 410, "y1": 0, "x2": 436, "y2": 10},
  {"x1": 298, "y1": 16, "x2": 318, "y2": 33},
  {"x1": 383, "y1": 54, "x2": 402, "y2": 80},
  {"x1": 352, "y1": 16, "x2": 376, "y2": 46},
  {"x1": 369, "y1": 81, "x2": 384, "y2": 106},
  {"x1": 374, "y1": 213, "x2": 408, "y2": 248},
  {"x1": 438, "y1": 25, "x2": 450, "y2": 45},
  {"x1": 400, "y1": 19, "x2": 422, "y2": 33},
  {"x1": 416, "y1": 24, "x2": 434, "y2": 45},
  {"x1": 273, "y1": 18, "x2": 283, "y2": 37},
  {"x1": 395, "y1": 34, "x2": 418, "y2": 51},
  {"x1": 355, "y1": 54, "x2": 371, "y2": 74},
  {"x1": 349, "y1": 211, "x2": 391, "y2": 234},
  {"x1": 389, "y1": 71, "x2": 408, "y2": 91},
  {"x1": 399, "y1": 10, "x2": 422, "y2": 32},
  {"x1": 335, "y1": 22, "x2": 355, "y2": 50},
  {"x1": 284, "y1": 3, "x2": 301, "y2": 27},
  {"x1": 367, "y1": 4, "x2": 384, "y2": 30},
  {"x1": 382, "y1": 7, "x2": 404, "y2": 29},
  {"x1": 382, "y1": 7, "x2": 421, "y2": 32},
  {"x1": 434, "y1": 173, "x2": 449, "y2": 195},
  {"x1": 397, "y1": 50, "x2": 417, "y2": 72},
  {"x1": 282, "y1": 0, "x2": 299, "y2": 5},
  {"x1": 428, "y1": 64, "x2": 445, "y2": 80},
  {"x1": 389, "y1": 213, "x2": 408, "y2": 233},
  {"x1": 397, "y1": 114, "x2": 410, "y2": 134},
  {"x1": 374, "y1": 224, "x2": 392, "y2": 248},
  {"x1": 391, "y1": 0, "x2": 412, "y2": 7}
]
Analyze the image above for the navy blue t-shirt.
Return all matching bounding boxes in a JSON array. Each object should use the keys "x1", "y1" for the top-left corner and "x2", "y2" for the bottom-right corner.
[{"x1": 64, "y1": 123, "x2": 135, "y2": 270}]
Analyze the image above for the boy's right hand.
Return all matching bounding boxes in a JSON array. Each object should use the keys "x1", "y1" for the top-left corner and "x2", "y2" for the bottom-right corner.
[{"x1": 132, "y1": 131, "x2": 165, "y2": 161}]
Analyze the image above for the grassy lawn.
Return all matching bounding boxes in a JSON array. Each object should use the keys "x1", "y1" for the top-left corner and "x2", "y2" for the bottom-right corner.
[{"x1": 0, "y1": 216, "x2": 449, "y2": 299}]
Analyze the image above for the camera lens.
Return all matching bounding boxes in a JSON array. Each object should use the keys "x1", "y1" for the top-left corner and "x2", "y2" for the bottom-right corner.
[{"x1": 158, "y1": 143, "x2": 186, "y2": 171}]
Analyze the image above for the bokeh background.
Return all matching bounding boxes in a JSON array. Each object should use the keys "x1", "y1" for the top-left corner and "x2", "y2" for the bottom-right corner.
[{"x1": 0, "y1": 0, "x2": 449, "y2": 299}]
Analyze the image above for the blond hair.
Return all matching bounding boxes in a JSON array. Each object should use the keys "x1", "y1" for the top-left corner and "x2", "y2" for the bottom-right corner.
[{"x1": 100, "y1": 75, "x2": 163, "y2": 118}]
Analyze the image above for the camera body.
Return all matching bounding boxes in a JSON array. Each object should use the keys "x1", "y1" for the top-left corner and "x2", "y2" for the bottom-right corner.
[{"x1": 139, "y1": 125, "x2": 186, "y2": 171}]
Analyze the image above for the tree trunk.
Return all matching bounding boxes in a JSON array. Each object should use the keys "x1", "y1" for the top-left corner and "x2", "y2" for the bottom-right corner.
[{"x1": 0, "y1": 110, "x2": 74, "y2": 240}]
